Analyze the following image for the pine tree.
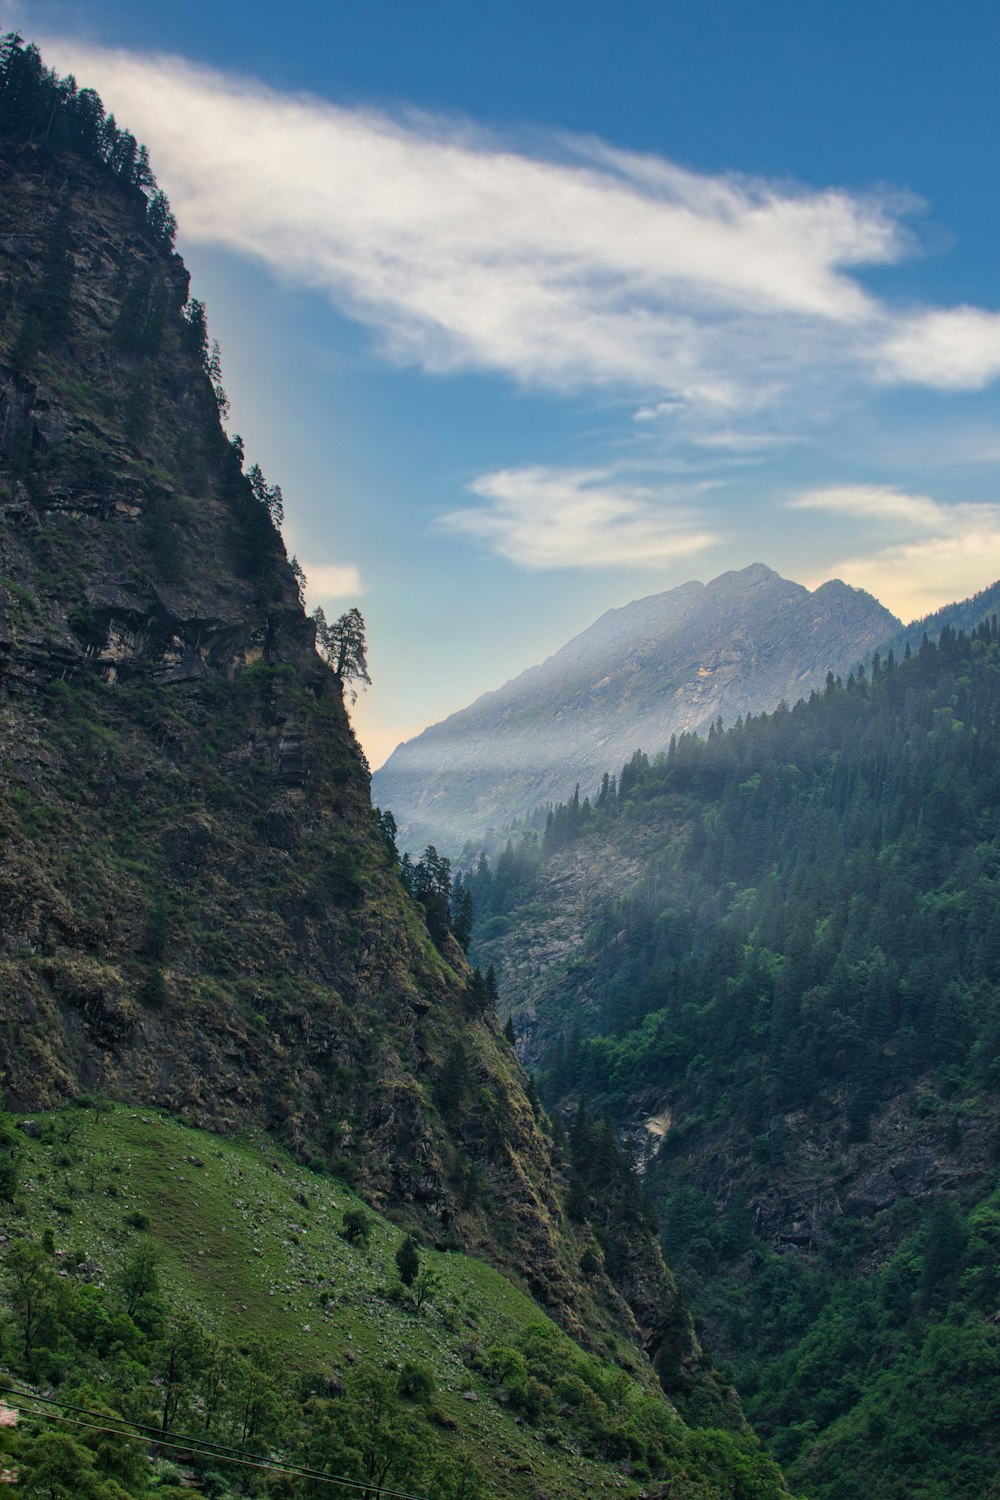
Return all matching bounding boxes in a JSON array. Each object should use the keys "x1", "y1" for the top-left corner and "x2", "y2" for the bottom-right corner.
[
  {"x1": 918, "y1": 1199, "x2": 965, "y2": 1310},
  {"x1": 451, "y1": 881, "x2": 473, "y2": 953},
  {"x1": 410, "y1": 845, "x2": 452, "y2": 946},
  {"x1": 437, "y1": 1041, "x2": 467, "y2": 1115},
  {"x1": 313, "y1": 607, "x2": 372, "y2": 703},
  {"x1": 395, "y1": 1234, "x2": 420, "y2": 1288},
  {"x1": 465, "y1": 968, "x2": 489, "y2": 1016}
]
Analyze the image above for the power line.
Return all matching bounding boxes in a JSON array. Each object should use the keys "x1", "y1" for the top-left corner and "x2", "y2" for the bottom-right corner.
[
  {"x1": 2, "y1": 1384, "x2": 283, "y2": 1470},
  {"x1": 0, "y1": 1383, "x2": 439, "y2": 1500},
  {"x1": 8, "y1": 1395, "x2": 427, "y2": 1499}
]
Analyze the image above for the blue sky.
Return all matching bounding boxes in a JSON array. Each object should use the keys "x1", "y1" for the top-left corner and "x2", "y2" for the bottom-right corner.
[{"x1": 13, "y1": 1, "x2": 1000, "y2": 764}]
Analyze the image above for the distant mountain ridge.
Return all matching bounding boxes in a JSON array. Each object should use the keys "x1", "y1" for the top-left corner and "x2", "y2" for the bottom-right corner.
[
  {"x1": 886, "y1": 575, "x2": 1000, "y2": 658},
  {"x1": 374, "y1": 563, "x2": 900, "y2": 853}
]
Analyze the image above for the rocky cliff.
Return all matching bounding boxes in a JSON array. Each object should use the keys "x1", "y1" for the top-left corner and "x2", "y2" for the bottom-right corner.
[
  {"x1": 0, "y1": 117, "x2": 762, "y2": 1444},
  {"x1": 373, "y1": 562, "x2": 900, "y2": 854}
]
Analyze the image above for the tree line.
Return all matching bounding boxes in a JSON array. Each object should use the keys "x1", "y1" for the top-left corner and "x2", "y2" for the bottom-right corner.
[{"x1": 1, "y1": 32, "x2": 177, "y2": 250}]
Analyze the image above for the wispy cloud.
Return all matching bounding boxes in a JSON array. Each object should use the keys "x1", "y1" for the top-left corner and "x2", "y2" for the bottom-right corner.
[
  {"x1": 689, "y1": 429, "x2": 801, "y2": 455},
  {"x1": 792, "y1": 484, "x2": 1000, "y2": 620},
  {"x1": 633, "y1": 397, "x2": 689, "y2": 422},
  {"x1": 439, "y1": 466, "x2": 720, "y2": 569},
  {"x1": 788, "y1": 484, "x2": 946, "y2": 528},
  {"x1": 37, "y1": 39, "x2": 1000, "y2": 413}
]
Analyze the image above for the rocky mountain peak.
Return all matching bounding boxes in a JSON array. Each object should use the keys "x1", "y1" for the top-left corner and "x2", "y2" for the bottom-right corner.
[{"x1": 373, "y1": 564, "x2": 900, "y2": 854}]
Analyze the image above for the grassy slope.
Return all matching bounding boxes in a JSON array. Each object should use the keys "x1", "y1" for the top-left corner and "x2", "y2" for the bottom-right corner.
[{"x1": 4, "y1": 1105, "x2": 660, "y2": 1500}]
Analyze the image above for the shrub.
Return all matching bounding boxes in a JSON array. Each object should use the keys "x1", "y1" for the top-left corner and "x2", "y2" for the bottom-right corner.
[
  {"x1": 397, "y1": 1361, "x2": 435, "y2": 1400},
  {"x1": 342, "y1": 1208, "x2": 370, "y2": 1245}
]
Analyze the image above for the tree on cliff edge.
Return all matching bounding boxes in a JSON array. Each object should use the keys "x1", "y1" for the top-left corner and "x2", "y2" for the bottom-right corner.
[{"x1": 313, "y1": 606, "x2": 372, "y2": 702}]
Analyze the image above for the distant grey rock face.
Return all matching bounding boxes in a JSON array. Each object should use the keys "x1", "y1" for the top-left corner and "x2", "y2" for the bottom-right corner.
[{"x1": 373, "y1": 563, "x2": 900, "y2": 854}]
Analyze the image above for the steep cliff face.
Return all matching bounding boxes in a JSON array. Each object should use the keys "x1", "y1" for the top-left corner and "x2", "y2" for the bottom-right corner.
[
  {"x1": 0, "y1": 132, "x2": 550, "y2": 1300},
  {"x1": 0, "y1": 138, "x2": 307, "y2": 694},
  {"x1": 373, "y1": 563, "x2": 900, "y2": 855},
  {"x1": 0, "y1": 128, "x2": 757, "y2": 1441}
]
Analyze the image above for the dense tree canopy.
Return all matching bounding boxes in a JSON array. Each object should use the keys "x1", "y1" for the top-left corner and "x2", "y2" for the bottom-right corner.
[
  {"x1": 476, "y1": 624, "x2": 1000, "y2": 1124},
  {"x1": 469, "y1": 617, "x2": 1000, "y2": 1498}
]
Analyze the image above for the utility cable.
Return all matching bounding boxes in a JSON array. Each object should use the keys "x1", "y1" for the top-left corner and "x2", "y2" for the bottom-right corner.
[
  {"x1": 9, "y1": 1398, "x2": 428, "y2": 1499},
  {"x1": 0, "y1": 1382, "x2": 438, "y2": 1500},
  {"x1": 1, "y1": 1383, "x2": 291, "y2": 1469}
]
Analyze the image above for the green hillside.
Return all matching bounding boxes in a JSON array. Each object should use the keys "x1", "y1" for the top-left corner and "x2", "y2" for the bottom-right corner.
[
  {"x1": 472, "y1": 625, "x2": 1000, "y2": 1498},
  {"x1": 0, "y1": 1104, "x2": 789, "y2": 1500}
]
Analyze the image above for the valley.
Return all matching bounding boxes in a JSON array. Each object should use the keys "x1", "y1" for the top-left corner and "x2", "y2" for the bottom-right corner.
[{"x1": 3, "y1": 24, "x2": 1000, "y2": 1500}]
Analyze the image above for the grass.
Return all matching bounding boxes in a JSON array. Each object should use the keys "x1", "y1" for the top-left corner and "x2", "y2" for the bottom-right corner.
[{"x1": 3, "y1": 1105, "x2": 653, "y2": 1499}]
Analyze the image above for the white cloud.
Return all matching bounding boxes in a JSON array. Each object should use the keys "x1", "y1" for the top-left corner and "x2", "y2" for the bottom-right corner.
[
  {"x1": 876, "y1": 307, "x2": 1000, "y2": 389},
  {"x1": 690, "y1": 430, "x2": 800, "y2": 454},
  {"x1": 37, "y1": 38, "x2": 1000, "y2": 412},
  {"x1": 792, "y1": 484, "x2": 1000, "y2": 620},
  {"x1": 302, "y1": 562, "x2": 364, "y2": 603},
  {"x1": 439, "y1": 466, "x2": 720, "y2": 569}
]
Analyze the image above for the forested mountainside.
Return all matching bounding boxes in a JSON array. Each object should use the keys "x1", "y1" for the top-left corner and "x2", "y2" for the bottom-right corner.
[
  {"x1": 472, "y1": 621, "x2": 1000, "y2": 1499},
  {"x1": 373, "y1": 563, "x2": 898, "y2": 857},
  {"x1": 886, "y1": 576, "x2": 1000, "y2": 660},
  {"x1": 0, "y1": 36, "x2": 794, "y2": 1500}
]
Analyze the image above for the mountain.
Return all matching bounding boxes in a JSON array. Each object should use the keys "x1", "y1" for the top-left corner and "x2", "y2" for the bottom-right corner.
[
  {"x1": 470, "y1": 612, "x2": 1000, "y2": 1499},
  {"x1": 373, "y1": 562, "x2": 899, "y2": 854},
  {"x1": 0, "y1": 38, "x2": 792, "y2": 1500}
]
